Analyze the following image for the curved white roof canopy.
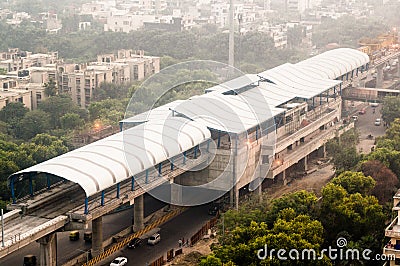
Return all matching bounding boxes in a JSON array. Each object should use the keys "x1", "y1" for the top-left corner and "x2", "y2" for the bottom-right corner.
[
  {"x1": 258, "y1": 63, "x2": 341, "y2": 99},
  {"x1": 173, "y1": 85, "x2": 284, "y2": 133},
  {"x1": 10, "y1": 117, "x2": 211, "y2": 197},
  {"x1": 296, "y1": 48, "x2": 370, "y2": 80}
]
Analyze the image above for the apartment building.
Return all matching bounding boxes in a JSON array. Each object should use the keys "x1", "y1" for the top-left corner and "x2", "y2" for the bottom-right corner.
[
  {"x1": 0, "y1": 48, "x2": 59, "y2": 73},
  {"x1": 383, "y1": 189, "x2": 400, "y2": 265},
  {"x1": 104, "y1": 11, "x2": 156, "y2": 32},
  {"x1": 57, "y1": 50, "x2": 160, "y2": 107},
  {"x1": 258, "y1": 24, "x2": 288, "y2": 49}
]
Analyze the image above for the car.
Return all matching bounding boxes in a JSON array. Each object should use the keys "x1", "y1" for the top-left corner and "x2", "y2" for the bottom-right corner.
[
  {"x1": 208, "y1": 203, "x2": 220, "y2": 215},
  {"x1": 352, "y1": 115, "x2": 358, "y2": 121},
  {"x1": 371, "y1": 102, "x2": 379, "y2": 107},
  {"x1": 127, "y1": 237, "x2": 142, "y2": 248},
  {"x1": 110, "y1": 257, "x2": 128, "y2": 266},
  {"x1": 147, "y1": 233, "x2": 161, "y2": 245},
  {"x1": 375, "y1": 118, "x2": 381, "y2": 126},
  {"x1": 358, "y1": 109, "x2": 366, "y2": 115}
]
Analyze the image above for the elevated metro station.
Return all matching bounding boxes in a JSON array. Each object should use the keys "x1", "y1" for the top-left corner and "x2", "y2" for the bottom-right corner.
[{"x1": 2, "y1": 48, "x2": 370, "y2": 266}]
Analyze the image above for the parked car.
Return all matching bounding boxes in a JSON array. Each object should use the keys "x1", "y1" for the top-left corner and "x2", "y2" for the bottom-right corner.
[
  {"x1": 375, "y1": 118, "x2": 381, "y2": 126},
  {"x1": 371, "y1": 102, "x2": 379, "y2": 107},
  {"x1": 110, "y1": 257, "x2": 127, "y2": 266},
  {"x1": 127, "y1": 237, "x2": 142, "y2": 248},
  {"x1": 147, "y1": 233, "x2": 161, "y2": 245},
  {"x1": 358, "y1": 109, "x2": 366, "y2": 114},
  {"x1": 352, "y1": 115, "x2": 358, "y2": 121}
]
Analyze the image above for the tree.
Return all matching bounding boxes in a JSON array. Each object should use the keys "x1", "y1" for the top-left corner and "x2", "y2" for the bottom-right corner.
[
  {"x1": 331, "y1": 147, "x2": 361, "y2": 174},
  {"x1": 367, "y1": 147, "x2": 400, "y2": 178},
  {"x1": 0, "y1": 102, "x2": 29, "y2": 124},
  {"x1": 38, "y1": 94, "x2": 81, "y2": 128},
  {"x1": 44, "y1": 78, "x2": 57, "y2": 97},
  {"x1": 381, "y1": 97, "x2": 400, "y2": 125},
  {"x1": 60, "y1": 113, "x2": 84, "y2": 130},
  {"x1": 326, "y1": 129, "x2": 361, "y2": 173},
  {"x1": 265, "y1": 190, "x2": 318, "y2": 225},
  {"x1": 21, "y1": 134, "x2": 69, "y2": 163},
  {"x1": 361, "y1": 160, "x2": 399, "y2": 203},
  {"x1": 287, "y1": 25, "x2": 304, "y2": 49},
  {"x1": 199, "y1": 255, "x2": 223, "y2": 266},
  {"x1": 93, "y1": 82, "x2": 130, "y2": 101},
  {"x1": 210, "y1": 211, "x2": 331, "y2": 266},
  {"x1": 88, "y1": 98, "x2": 125, "y2": 122},
  {"x1": 320, "y1": 182, "x2": 385, "y2": 244},
  {"x1": 331, "y1": 171, "x2": 375, "y2": 195},
  {"x1": 14, "y1": 110, "x2": 51, "y2": 140}
]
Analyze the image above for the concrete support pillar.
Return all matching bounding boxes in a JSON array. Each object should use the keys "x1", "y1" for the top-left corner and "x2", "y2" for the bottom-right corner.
[
  {"x1": 303, "y1": 156, "x2": 308, "y2": 172},
  {"x1": 229, "y1": 184, "x2": 239, "y2": 210},
  {"x1": 397, "y1": 56, "x2": 400, "y2": 78},
  {"x1": 92, "y1": 216, "x2": 103, "y2": 257},
  {"x1": 318, "y1": 144, "x2": 327, "y2": 158},
  {"x1": 282, "y1": 170, "x2": 287, "y2": 185},
  {"x1": 341, "y1": 100, "x2": 347, "y2": 113},
  {"x1": 234, "y1": 185, "x2": 239, "y2": 210},
  {"x1": 37, "y1": 232, "x2": 57, "y2": 266},
  {"x1": 376, "y1": 65, "x2": 384, "y2": 88},
  {"x1": 133, "y1": 194, "x2": 144, "y2": 232}
]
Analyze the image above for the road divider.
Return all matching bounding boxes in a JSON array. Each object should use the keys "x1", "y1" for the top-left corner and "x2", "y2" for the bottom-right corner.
[{"x1": 82, "y1": 207, "x2": 186, "y2": 266}]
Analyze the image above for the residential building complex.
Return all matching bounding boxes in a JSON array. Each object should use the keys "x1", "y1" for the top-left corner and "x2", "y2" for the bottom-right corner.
[{"x1": 0, "y1": 49, "x2": 160, "y2": 109}]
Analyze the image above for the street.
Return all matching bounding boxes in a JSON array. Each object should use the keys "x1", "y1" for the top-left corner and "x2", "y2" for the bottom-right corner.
[
  {"x1": 0, "y1": 194, "x2": 166, "y2": 266},
  {"x1": 100, "y1": 204, "x2": 212, "y2": 266},
  {"x1": 353, "y1": 102, "x2": 386, "y2": 153}
]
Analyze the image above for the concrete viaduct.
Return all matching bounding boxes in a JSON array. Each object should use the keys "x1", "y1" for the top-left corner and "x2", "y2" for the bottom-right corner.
[{"x1": 0, "y1": 48, "x2": 381, "y2": 265}]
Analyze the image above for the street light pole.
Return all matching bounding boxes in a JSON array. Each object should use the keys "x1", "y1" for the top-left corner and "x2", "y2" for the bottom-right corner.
[{"x1": 77, "y1": 249, "x2": 89, "y2": 263}]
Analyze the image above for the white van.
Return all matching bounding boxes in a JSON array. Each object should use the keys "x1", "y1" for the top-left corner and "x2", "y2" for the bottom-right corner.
[{"x1": 147, "y1": 233, "x2": 161, "y2": 245}]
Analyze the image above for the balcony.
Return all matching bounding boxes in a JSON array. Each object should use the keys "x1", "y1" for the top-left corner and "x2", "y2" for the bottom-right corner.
[
  {"x1": 383, "y1": 242, "x2": 400, "y2": 259},
  {"x1": 385, "y1": 216, "x2": 400, "y2": 238}
]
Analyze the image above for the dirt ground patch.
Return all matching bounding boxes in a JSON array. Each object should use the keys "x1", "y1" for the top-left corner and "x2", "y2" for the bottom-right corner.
[{"x1": 266, "y1": 162, "x2": 335, "y2": 199}]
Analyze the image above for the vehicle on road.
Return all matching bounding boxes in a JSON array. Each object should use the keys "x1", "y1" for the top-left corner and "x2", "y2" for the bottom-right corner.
[
  {"x1": 69, "y1": 230, "x2": 79, "y2": 241},
  {"x1": 84, "y1": 231, "x2": 92, "y2": 242},
  {"x1": 127, "y1": 237, "x2": 142, "y2": 248},
  {"x1": 359, "y1": 108, "x2": 366, "y2": 114},
  {"x1": 371, "y1": 102, "x2": 379, "y2": 107},
  {"x1": 110, "y1": 257, "x2": 128, "y2": 266},
  {"x1": 208, "y1": 203, "x2": 220, "y2": 215},
  {"x1": 375, "y1": 118, "x2": 381, "y2": 126},
  {"x1": 23, "y1": 255, "x2": 37, "y2": 266},
  {"x1": 147, "y1": 233, "x2": 161, "y2": 245}
]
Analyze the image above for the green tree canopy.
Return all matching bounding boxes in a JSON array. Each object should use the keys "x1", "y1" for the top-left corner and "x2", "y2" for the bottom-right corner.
[
  {"x1": 331, "y1": 171, "x2": 375, "y2": 195},
  {"x1": 14, "y1": 110, "x2": 51, "y2": 140},
  {"x1": 44, "y1": 78, "x2": 57, "y2": 97},
  {"x1": 0, "y1": 102, "x2": 29, "y2": 124},
  {"x1": 381, "y1": 97, "x2": 400, "y2": 125}
]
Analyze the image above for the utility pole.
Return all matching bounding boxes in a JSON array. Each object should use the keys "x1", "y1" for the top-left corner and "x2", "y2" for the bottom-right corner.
[{"x1": 228, "y1": 0, "x2": 234, "y2": 68}]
